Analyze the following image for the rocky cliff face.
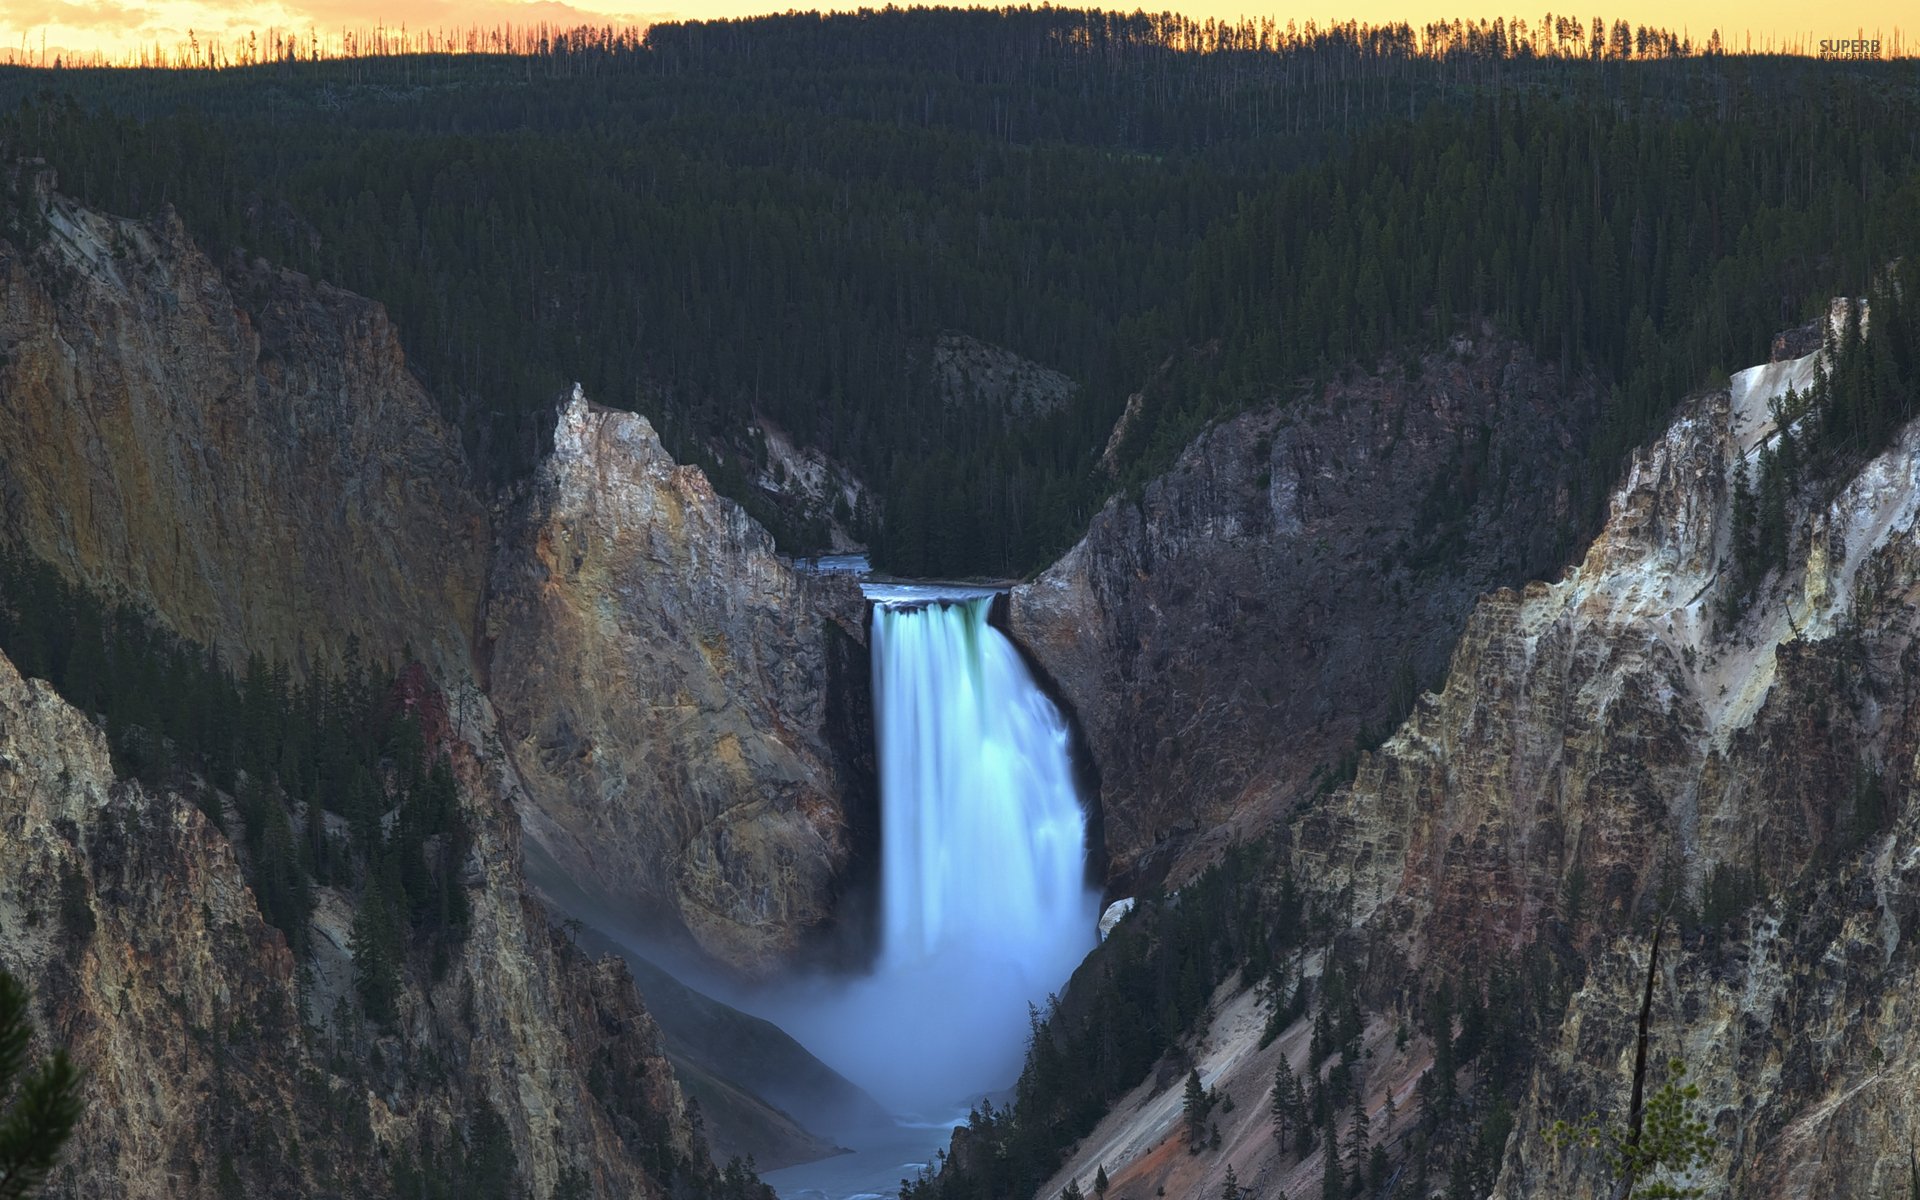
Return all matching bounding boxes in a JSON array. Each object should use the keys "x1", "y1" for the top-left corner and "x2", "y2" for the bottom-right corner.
[
  {"x1": 0, "y1": 184, "x2": 872, "y2": 979},
  {"x1": 0, "y1": 643, "x2": 699, "y2": 1200},
  {"x1": 1287, "y1": 328, "x2": 1920, "y2": 1195},
  {"x1": 0, "y1": 183, "x2": 872, "y2": 1189},
  {"x1": 1011, "y1": 317, "x2": 1920, "y2": 1199},
  {"x1": 1012, "y1": 338, "x2": 1597, "y2": 888},
  {"x1": 0, "y1": 187, "x2": 485, "y2": 679},
  {"x1": 485, "y1": 389, "x2": 872, "y2": 978}
]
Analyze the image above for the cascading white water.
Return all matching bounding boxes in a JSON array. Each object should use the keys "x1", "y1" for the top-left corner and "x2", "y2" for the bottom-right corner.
[
  {"x1": 874, "y1": 594, "x2": 1096, "y2": 983},
  {"x1": 762, "y1": 590, "x2": 1100, "y2": 1117}
]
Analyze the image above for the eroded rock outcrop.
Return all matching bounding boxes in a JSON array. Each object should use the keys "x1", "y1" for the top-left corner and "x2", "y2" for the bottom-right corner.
[
  {"x1": 1013, "y1": 315, "x2": 1919, "y2": 1200},
  {"x1": 1012, "y1": 339, "x2": 1598, "y2": 887},
  {"x1": 0, "y1": 183, "x2": 872, "y2": 1181},
  {"x1": 485, "y1": 389, "x2": 872, "y2": 978}
]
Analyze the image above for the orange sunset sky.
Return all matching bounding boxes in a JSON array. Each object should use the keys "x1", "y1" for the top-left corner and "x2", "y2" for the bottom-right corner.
[{"x1": 0, "y1": 0, "x2": 1908, "y2": 63}]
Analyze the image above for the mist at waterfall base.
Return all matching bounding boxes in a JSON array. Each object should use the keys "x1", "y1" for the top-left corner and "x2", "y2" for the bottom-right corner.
[{"x1": 757, "y1": 593, "x2": 1100, "y2": 1120}]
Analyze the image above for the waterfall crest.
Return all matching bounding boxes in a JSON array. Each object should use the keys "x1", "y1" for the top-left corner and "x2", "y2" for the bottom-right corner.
[{"x1": 761, "y1": 592, "x2": 1099, "y2": 1116}]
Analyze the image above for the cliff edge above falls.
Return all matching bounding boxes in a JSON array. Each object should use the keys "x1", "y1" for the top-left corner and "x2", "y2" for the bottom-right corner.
[
  {"x1": 1011, "y1": 337, "x2": 1598, "y2": 889},
  {"x1": 485, "y1": 388, "x2": 874, "y2": 979}
]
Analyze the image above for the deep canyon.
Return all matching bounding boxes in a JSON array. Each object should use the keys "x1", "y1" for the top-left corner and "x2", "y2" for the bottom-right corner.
[{"x1": 3, "y1": 106, "x2": 1919, "y2": 1200}]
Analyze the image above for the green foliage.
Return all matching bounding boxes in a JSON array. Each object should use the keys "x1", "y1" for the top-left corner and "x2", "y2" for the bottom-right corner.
[
  {"x1": 55, "y1": 866, "x2": 94, "y2": 955},
  {"x1": 1319, "y1": 1136, "x2": 1344, "y2": 1200},
  {"x1": 349, "y1": 882, "x2": 404, "y2": 1027},
  {"x1": 1547, "y1": 1059, "x2": 1717, "y2": 1198},
  {"x1": 389, "y1": 1098, "x2": 518, "y2": 1200},
  {"x1": 1698, "y1": 862, "x2": 1763, "y2": 931},
  {"x1": 1182, "y1": 1069, "x2": 1212, "y2": 1152},
  {"x1": 0, "y1": 968, "x2": 86, "y2": 1199}
]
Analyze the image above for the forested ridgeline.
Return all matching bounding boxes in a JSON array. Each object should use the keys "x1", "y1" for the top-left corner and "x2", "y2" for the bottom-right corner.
[{"x1": 2, "y1": 9, "x2": 1917, "y2": 578}]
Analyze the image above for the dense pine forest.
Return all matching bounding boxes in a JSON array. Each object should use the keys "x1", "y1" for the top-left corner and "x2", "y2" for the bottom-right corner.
[{"x1": 2, "y1": 9, "x2": 1917, "y2": 577}]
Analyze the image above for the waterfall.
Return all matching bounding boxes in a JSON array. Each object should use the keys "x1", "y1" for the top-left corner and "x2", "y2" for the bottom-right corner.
[
  {"x1": 873, "y1": 596, "x2": 1094, "y2": 979},
  {"x1": 760, "y1": 591, "x2": 1100, "y2": 1116}
]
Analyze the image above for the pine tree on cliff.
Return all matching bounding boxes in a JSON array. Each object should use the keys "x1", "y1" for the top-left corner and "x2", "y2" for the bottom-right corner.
[
  {"x1": 1093, "y1": 1164, "x2": 1109, "y2": 1196},
  {"x1": 1271, "y1": 1056, "x2": 1298, "y2": 1149},
  {"x1": 1319, "y1": 1135, "x2": 1345, "y2": 1200},
  {"x1": 1345, "y1": 1095, "x2": 1371, "y2": 1178},
  {"x1": 0, "y1": 968, "x2": 85, "y2": 1198},
  {"x1": 1220, "y1": 1163, "x2": 1242, "y2": 1200},
  {"x1": 349, "y1": 880, "x2": 403, "y2": 1024},
  {"x1": 1183, "y1": 1068, "x2": 1211, "y2": 1152}
]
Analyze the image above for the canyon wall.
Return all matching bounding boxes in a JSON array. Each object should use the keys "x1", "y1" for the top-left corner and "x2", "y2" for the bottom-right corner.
[
  {"x1": 0, "y1": 183, "x2": 876, "y2": 1191},
  {"x1": 484, "y1": 389, "x2": 872, "y2": 977},
  {"x1": 1039, "y1": 321, "x2": 1920, "y2": 1198},
  {"x1": 0, "y1": 182, "x2": 868, "y2": 979},
  {"x1": 0, "y1": 186, "x2": 485, "y2": 680},
  {"x1": 1012, "y1": 338, "x2": 1598, "y2": 888}
]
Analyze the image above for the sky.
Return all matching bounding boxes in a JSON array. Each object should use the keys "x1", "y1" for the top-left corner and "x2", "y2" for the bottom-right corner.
[{"x1": 0, "y1": 0, "x2": 1908, "y2": 64}]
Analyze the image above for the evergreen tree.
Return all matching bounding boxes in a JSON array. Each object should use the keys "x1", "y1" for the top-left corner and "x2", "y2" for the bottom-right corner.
[
  {"x1": 1220, "y1": 1163, "x2": 1242, "y2": 1200},
  {"x1": 350, "y1": 881, "x2": 403, "y2": 1025},
  {"x1": 1093, "y1": 1164, "x2": 1109, "y2": 1197},
  {"x1": 1320, "y1": 1136, "x2": 1345, "y2": 1200},
  {"x1": 1345, "y1": 1096, "x2": 1372, "y2": 1180},
  {"x1": 0, "y1": 968, "x2": 86, "y2": 1198},
  {"x1": 1271, "y1": 1057, "x2": 1298, "y2": 1149},
  {"x1": 1184, "y1": 1069, "x2": 1211, "y2": 1153}
]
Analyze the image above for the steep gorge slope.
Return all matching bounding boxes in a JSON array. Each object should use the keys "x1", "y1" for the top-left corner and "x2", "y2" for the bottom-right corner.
[
  {"x1": 1034, "y1": 312, "x2": 1920, "y2": 1199},
  {"x1": 1012, "y1": 337, "x2": 1598, "y2": 889},
  {"x1": 485, "y1": 389, "x2": 875, "y2": 978},
  {"x1": 0, "y1": 182, "x2": 485, "y2": 679}
]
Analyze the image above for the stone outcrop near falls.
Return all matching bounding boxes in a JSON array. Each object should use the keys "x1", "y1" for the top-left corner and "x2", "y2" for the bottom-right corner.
[
  {"x1": 486, "y1": 390, "x2": 872, "y2": 978},
  {"x1": 0, "y1": 184, "x2": 869, "y2": 978},
  {"x1": 0, "y1": 643, "x2": 696, "y2": 1200},
  {"x1": 0, "y1": 184, "x2": 873, "y2": 1184},
  {"x1": 1011, "y1": 338, "x2": 1597, "y2": 886},
  {"x1": 0, "y1": 188, "x2": 485, "y2": 679}
]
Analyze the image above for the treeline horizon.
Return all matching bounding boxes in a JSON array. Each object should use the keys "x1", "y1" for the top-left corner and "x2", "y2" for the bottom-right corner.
[
  {"x1": 2, "y1": 4, "x2": 1911, "y2": 71},
  {"x1": 3, "y1": 6, "x2": 1918, "y2": 577}
]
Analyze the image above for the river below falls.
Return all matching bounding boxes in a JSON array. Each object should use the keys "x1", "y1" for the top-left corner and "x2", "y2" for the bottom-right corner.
[{"x1": 763, "y1": 1115, "x2": 964, "y2": 1200}]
